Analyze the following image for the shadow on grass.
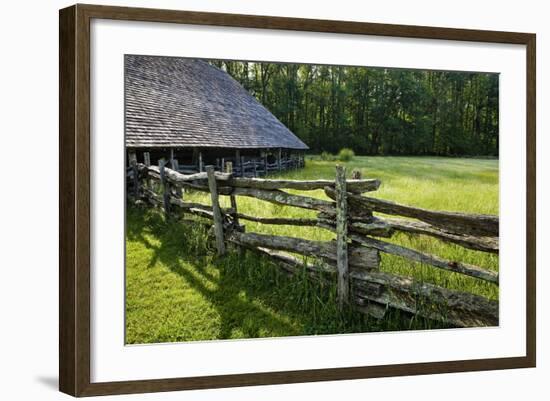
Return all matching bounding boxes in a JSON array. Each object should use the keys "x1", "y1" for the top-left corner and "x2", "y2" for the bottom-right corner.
[
  {"x1": 126, "y1": 206, "x2": 309, "y2": 340},
  {"x1": 126, "y1": 205, "x2": 442, "y2": 343}
]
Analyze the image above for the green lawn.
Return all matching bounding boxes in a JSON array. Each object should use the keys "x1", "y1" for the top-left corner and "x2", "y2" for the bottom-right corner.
[{"x1": 125, "y1": 156, "x2": 499, "y2": 344}]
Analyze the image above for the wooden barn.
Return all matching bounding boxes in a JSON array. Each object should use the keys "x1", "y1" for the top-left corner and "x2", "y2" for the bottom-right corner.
[{"x1": 125, "y1": 55, "x2": 308, "y2": 176}]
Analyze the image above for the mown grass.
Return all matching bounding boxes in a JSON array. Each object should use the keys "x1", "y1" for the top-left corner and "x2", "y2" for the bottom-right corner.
[{"x1": 126, "y1": 156, "x2": 498, "y2": 344}]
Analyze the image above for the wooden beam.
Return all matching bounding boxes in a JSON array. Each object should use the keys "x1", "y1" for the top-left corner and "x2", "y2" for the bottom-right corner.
[
  {"x1": 317, "y1": 218, "x2": 394, "y2": 238},
  {"x1": 142, "y1": 152, "x2": 151, "y2": 193},
  {"x1": 325, "y1": 187, "x2": 498, "y2": 237},
  {"x1": 206, "y1": 166, "x2": 226, "y2": 255},
  {"x1": 129, "y1": 153, "x2": 139, "y2": 200},
  {"x1": 227, "y1": 231, "x2": 379, "y2": 270},
  {"x1": 383, "y1": 217, "x2": 498, "y2": 253},
  {"x1": 225, "y1": 161, "x2": 240, "y2": 227},
  {"x1": 229, "y1": 177, "x2": 381, "y2": 193},
  {"x1": 236, "y1": 213, "x2": 318, "y2": 226},
  {"x1": 128, "y1": 151, "x2": 137, "y2": 167},
  {"x1": 350, "y1": 234, "x2": 499, "y2": 284},
  {"x1": 146, "y1": 166, "x2": 231, "y2": 182},
  {"x1": 158, "y1": 159, "x2": 170, "y2": 218},
  {"x1": 351, "y1": 270, "x2": 498, "y2": 327},
  {"x1": 231, "y1": 187, "x2": 335, "y2": 213},
  {"x1": 335, "y1": 165, "x2": 349, "y2": 307}
]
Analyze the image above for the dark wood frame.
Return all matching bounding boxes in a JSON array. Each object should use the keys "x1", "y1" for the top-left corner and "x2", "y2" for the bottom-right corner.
[{"x1": 59, "y1": 3, "x2": 536, "y2": 397}]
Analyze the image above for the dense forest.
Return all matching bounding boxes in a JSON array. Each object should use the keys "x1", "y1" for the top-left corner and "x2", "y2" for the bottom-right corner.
[{"x1": 210, "y1": 60, "x2": 499, "y2": 156}]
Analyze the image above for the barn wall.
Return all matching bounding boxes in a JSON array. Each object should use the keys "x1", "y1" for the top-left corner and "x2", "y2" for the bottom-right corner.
[{"x1": 126, "y1": 147, "x2": 305, "y2": 176}]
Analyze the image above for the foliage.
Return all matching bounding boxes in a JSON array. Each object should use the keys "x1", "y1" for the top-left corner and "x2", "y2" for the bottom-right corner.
[
  {"x1": 337, "y1": 148, "x2": 355, "y2": 162},
  {"x1": 210, "y1": 61, "x2": 499, "y2": 157},
  {"x1": 320, "y1": 151, "x2": 335, "y2": 161},
  {"x1": 126, "y1": 157, "x2": 498, "y2": 344}
]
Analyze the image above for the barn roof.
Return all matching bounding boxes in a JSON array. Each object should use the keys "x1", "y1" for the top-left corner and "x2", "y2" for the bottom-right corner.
[{"x1": 125, "y1": 55, "x2": 309, "y2": 150}]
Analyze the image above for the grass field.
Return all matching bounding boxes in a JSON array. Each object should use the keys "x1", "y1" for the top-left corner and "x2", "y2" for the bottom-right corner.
[{"x1": 125, "y1": 156, "x2": 499, "y2": 344}]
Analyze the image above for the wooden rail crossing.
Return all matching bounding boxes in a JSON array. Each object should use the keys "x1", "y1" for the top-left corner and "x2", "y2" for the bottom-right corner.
[{"x1": 128, "y1": 152, "x2": 499, "y2": 328}]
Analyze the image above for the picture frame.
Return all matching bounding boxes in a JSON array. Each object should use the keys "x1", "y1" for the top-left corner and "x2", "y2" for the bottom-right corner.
[{"x1": 59, "y1": 3, "x2": 536, "y2": 397}]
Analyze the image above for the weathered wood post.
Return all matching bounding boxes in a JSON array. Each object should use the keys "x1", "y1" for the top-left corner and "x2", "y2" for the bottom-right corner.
[
  {"x1": 225, "y1": 162, "x2": 240, "y2": 228},
  {"x1": 128, "y1": 151, "x2": 139, "y2": 200},
  {"x1": 172, "y1": 159, "x2": 183, "y2": 199},
  {"x1": 241, "y1": 156, "x2": 246, "y2": 177},
  {"x1": 198, "y1": 151, "x2": 204, "y2": 172},
  {"x1": 335, "y1": 165, "x2": 349, "y2": 308},
  {"x1": 170, "y1": 148, "x2": 175, "y2": 168},
  {"x1": 128, "y1": 150, "x2": 136, "y2": 167},
  {"x1": 143, "y1": 152, "x2": 151, "y2": 194},
  {"x1": 263, "y1": 153, "x2": 268, "y2": 176},
  {"x1": 206, "y1": 165, "x2": 226, "y2": 256},
  {"x1": 159, "y1": 159, "x2": 170, "y2": 218},
  {"x1": 192, "y1": 148, "x2": 198, "y2": 168},
  {"x1": 277, "y1": 148, "x2": 282, "y2": 171}
]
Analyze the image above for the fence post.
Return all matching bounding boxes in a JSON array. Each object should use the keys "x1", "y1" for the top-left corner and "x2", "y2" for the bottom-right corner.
[
  {"x1": 172, "y1": 159, "x2": 183, "y2": 199},
  {"x1": 226, "y1": 162, "x2": 240, "y2": 228},
  {"x1": 129, "y1": 152, "x2": 139, "y2": 200},
  {"x1": 206, "y1": 165, "x2": 226, "y2": 256},
  {"x1": 159, "y1": 159, "x2": 170, "y2": 218},
  {"x1": 142, "y1": 152, "x2": 151, "y2": 197},
  {"x1": 335, "y1": 165, "x2": 349, "y2": 309}
]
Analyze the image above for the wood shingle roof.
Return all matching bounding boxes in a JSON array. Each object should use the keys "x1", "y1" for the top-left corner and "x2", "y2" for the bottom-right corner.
[{"x1": 125, "y1": 55, "x2": 309, "y2": 150}]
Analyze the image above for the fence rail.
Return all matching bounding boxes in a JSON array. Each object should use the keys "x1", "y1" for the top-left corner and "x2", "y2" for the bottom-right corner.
[{"x1": 127, "y1": 153, "x2": 499, "y2": 328}]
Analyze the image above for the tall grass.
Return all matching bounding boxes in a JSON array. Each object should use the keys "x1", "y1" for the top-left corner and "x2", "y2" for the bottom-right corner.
[
  {"x1": 126, "y1": 156, "x2": 498, "y2": 344},
  {"x1": 337, "y1": 148, "x2": 355, "y2": 162}
]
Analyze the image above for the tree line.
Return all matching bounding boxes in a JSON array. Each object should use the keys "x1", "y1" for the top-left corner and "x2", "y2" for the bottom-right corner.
[{"x1": 210, "y1": 60, "x2": 499, "y2": 156}]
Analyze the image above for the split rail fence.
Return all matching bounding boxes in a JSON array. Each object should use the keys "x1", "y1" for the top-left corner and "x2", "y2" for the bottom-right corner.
[{"x1": 127, "y1": 153, "x2": 499, "y2": 328}]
